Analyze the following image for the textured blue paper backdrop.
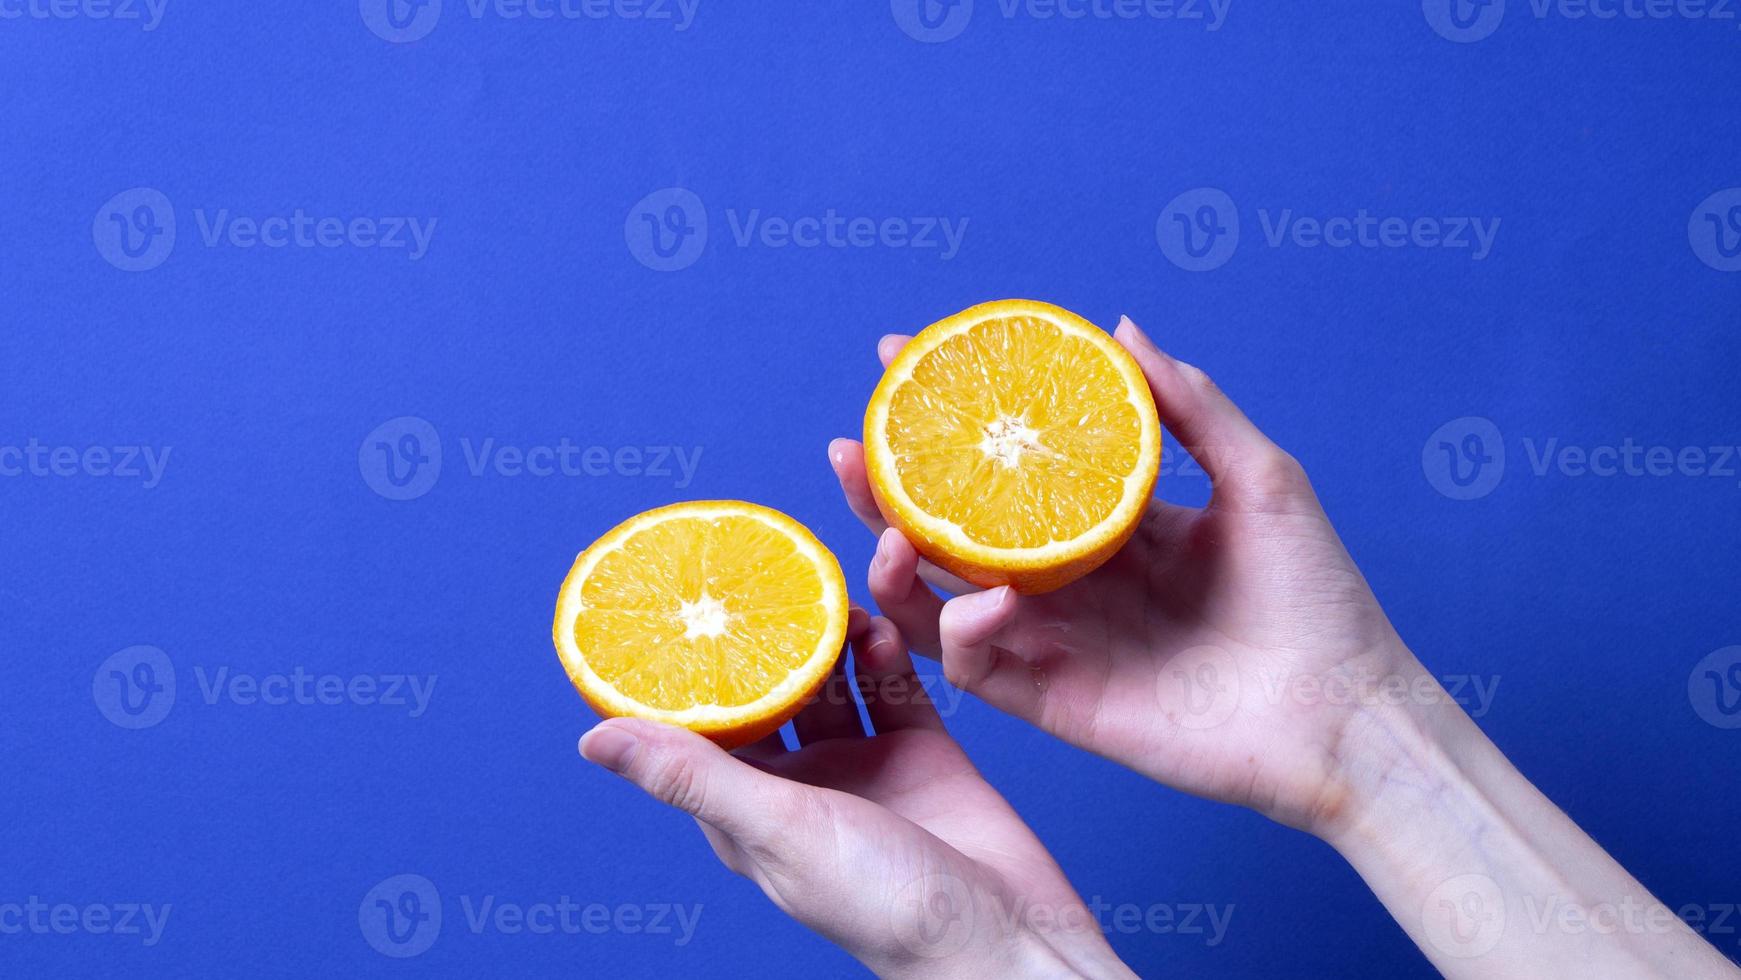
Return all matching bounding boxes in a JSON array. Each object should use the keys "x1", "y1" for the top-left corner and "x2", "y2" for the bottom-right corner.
[{"x1": 3, "y1": 2, "x2": 1738, "y2": 976}]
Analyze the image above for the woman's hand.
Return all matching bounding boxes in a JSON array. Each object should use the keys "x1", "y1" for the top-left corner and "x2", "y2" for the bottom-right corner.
[
  {"x1": 830, "y1": 316, "x2": 1421, "y2": 837},
  {"x1": 833, "y1": 317, "x2": 1741, "y2": 979},
  {"x1": 578, "y1": 613, "x2": 1135, "y2": 980}
]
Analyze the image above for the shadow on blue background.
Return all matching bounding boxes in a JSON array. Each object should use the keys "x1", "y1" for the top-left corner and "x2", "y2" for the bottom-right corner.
[{"x1": 2, "y1": 1, "x2": 1738, "y2": 976}]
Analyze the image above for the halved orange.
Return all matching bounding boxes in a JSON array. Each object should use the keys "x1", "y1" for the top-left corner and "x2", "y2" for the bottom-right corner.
[
  {"x1": 864, "y1": 300, "x2": 1161, "y2": 593},
  {"x1": 553, "y1": 501, "x2": 849, "y2": 749}
]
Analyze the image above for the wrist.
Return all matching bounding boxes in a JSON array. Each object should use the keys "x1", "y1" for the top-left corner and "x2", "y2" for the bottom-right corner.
[{"x1": 1304, "y1": 644, "x2": 1481, "y2": 846}]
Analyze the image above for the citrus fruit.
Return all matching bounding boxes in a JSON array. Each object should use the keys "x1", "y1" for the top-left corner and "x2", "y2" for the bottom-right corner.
[
  {"x1": 863, "y1": 299, "x2": 1162, "y2": 594},
  {"x1": 552, "y1": 501, "x2": 849, "y2": 749}
]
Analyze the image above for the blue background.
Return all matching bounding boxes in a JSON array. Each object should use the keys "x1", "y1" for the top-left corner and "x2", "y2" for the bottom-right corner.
[{"x1": 3, "y1": 1, "x2": 1739, "y2": 976}]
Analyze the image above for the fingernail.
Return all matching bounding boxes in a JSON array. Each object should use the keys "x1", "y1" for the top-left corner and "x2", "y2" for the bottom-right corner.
[
  {"x1": 956, "y1": 586, "x2": 1010, "y2": 626},
  {"x1": 1119, "y1": 315, "x2": 1160, "y2": 355},
  {"x1": 873, "y1": 527, "x2": 898, "y2": 570},
  {"x1": 579, "y1": 724, "x2": 639, "y2": 773},
  {"x1": 827, "y1": 439, "x2": 848, "y2": 469}
]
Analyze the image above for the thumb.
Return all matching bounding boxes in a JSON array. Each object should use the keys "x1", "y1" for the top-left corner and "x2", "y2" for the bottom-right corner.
[
  {"x1": 938, "y1": 587, "x2": 1044, "y2": 721},
  {"x1": 579, "y1": 718, "x2": 802, "y2": 844}
]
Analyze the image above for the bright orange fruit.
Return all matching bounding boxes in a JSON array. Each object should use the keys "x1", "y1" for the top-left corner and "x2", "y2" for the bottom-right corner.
[
  {"x1": 864, "y1": 299, "x2": 1161, "y2": 593},
  {"x1": 552, "y1": 501, "x2": 849, "y2": 749}
]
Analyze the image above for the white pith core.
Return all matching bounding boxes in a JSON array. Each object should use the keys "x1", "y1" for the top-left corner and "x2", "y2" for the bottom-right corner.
[
  {"x1": 980, "y1": 415, "x2": 1041, "y2": 468},
  {"x1": 678, "y1": 593, "x2": 730, "y2": 640}
]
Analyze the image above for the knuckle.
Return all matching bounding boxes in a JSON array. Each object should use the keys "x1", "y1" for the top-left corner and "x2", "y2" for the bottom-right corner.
[
  {"x1": 1250, "y1": 449, "x2": 1311, "y2": 495},
  {"x1": 646, "y1": 753, "x2": 710, "y2": 817},
  {"x1": 1177, "y1": 361, "x2": 1219, "y2": 395}
]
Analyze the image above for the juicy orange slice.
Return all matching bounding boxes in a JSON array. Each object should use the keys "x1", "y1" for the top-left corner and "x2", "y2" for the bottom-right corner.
[
  {"x1": 553, "y1": 501, "x2": 849, "y2": 749},
  {"x1": 864, "y1": 300, "x2": 1161, "y2": 593}
]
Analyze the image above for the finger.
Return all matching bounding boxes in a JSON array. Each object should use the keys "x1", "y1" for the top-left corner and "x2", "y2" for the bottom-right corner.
[
  {"x1": 938, "y1": 587, "x2": 1046, "y2": 721},
  {"x1": 579, "y1": 718, "x2": 809, "y2": 846},
  {"x1": 1113, "y1": 316, "x2": 1312, "y2": 510},
  {"x1": 791, "y1": 609, "x2": 869, "y2": 745},
  {"x1": 854, "y1": 615, "x2": 944, "y2": 733},
  {"x1": 877, "y1": 333, "x2": 911, "y2": 368},
  {"x1": 828, "y1": 438, "x2": 890, "y2": 535},
  {"x1": 867, "y1": 528, "x2": 944, "y2": 660},
  {"x1": 828, "y1": 440, "x2": 981, "y2": 595}
]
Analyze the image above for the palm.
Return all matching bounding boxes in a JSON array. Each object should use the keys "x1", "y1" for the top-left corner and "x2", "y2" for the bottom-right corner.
[
  {"x1": 832, "y1": 317, "x2": 1409, "y2": 830},
  {"x1": 987, "y1": 497, "x2": 1405, "y2": 828},
  {"x1": 678, "y1": 622, "x2": 1132, "y2": 977},
  {"x1": 747, "y1": 728, "x2": 1090, "y2": 944}
]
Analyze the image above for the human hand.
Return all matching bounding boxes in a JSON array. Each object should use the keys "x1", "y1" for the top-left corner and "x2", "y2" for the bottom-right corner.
[
  {"x1": 830, "y1": 316, "x2": 1421, "y2": 837},
  {"x1": 578, "y1": 612, "x2": 1135, "y2": 980},
  {"x1": 830, "y1": 316, "x2": 1741, "y2": 980}
]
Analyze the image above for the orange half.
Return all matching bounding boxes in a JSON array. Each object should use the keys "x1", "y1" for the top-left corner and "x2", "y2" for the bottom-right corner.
[
  {"x1": 553, "y1": 501, "x2": 849, "y2": 749},
  {"x1": 864, "y1": 300, "x2": 1161, "y2": 593}
]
